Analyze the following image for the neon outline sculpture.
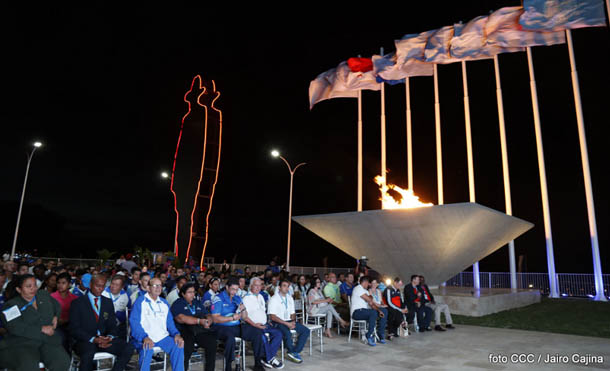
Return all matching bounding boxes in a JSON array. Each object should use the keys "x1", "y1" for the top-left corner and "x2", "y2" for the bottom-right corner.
[{"x1": 169, "y1": 75, "x2": 222, "y2": 268}]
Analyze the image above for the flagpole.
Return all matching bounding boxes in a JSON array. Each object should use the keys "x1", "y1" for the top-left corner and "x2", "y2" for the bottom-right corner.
[
  {"x1": 358, "y1": 88, "x2": 363, "y2": 212},
  {"x1": 433, "y1": 64, "x2": 443, "y2": 205},
  {"x1": 494, "y1": 54, "x2": 517, "y2": 291},
  {"x1": 406, "y1": 77, "x2": 413, "y2": 191},
  {"x1": 526, "y1": 46, "x2": 559, "y2": 298},
  {"x1": 461, "y1": 61, "x2": 480, "y2": 290},
  {"x1": 565, "y1": 30, "x2": 606, "y2": 301},
  {"x1": 380, "y1": 47, "x2": 387, "y2": 186}
]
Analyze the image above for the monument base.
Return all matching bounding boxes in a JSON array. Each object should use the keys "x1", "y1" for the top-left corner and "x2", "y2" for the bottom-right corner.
[{"x1": 431, "y1": 286, "x2": 541, "y2": 317}]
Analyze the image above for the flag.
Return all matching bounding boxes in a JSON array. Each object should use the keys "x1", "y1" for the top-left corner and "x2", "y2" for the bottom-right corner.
[
  {"x1": 450, "y1": 16, "x2": 524, "y2": 60},
  {"x1": 424, "y1": 26, "x2": 461, "y2": 64},
  {"x1": 487, "y1": 6, "x2": 566, "y2": 48},
  {"x1": 347, "y1": 57, "x2": 373, "y2": 72},
  {"x1": 520, "y1": 0, "x2": 606, "y2": 31},
  {"x1": 395, "y1": 30, "x2": 436, "y2": 63},
  {"x1": 374, "y1": 51, "x2": 433, "y2": 82},
  {"x1": 308, "y1": 61, "x2": 380, "y2": 109},
  {"x1": 308, "y1": 65, "x2": 357, "y2": 109},
  {"x1": 339, "y1": 60, "x2": 381, "y2": 91}
]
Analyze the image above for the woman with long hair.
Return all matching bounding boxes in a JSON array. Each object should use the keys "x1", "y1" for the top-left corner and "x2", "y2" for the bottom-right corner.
[
  {"x1": 0, "y1": 274, "x2": 70, "y2": 370},
  {"x1": 40, "y1": 272, "x2": 58, "y2": 293},
  {"x1": 306, "y1": 277, "x2": 347, "y2": 338}
]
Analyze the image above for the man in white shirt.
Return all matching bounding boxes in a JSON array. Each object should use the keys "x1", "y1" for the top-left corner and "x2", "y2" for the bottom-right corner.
[
  {"x1": 242, "y1": 277, "x2": 283, "y2": 369},
  {"x1": 166, "y1": 275, "x2": 188, "y2": 306},
  {"x1": 130, "y1": 277, "x2": 185, "y2": 371},
  {"x1": 350, "y1": 276, "x2": 388, "y2": 346},
  {"x1": 268, "y1": 279, "x2": 309, "y2": 364}
]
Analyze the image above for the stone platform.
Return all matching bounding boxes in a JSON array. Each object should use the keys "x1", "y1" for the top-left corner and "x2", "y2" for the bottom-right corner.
[{"x1": 431, "y1": 286, "x2": 541, "y2": 317}]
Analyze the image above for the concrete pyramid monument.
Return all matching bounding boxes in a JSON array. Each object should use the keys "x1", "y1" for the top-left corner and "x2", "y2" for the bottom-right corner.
[{"x1": 293, "y1": 202, "x2": 533, "y2": 285}]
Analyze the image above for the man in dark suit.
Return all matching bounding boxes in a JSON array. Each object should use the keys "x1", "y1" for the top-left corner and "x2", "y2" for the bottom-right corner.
[
  {"x1": 403, "y1": 275, "x2": 433, "y2": 332},
  {"x1": 70, "y1": 275, "x2": 135, "y2": 371},
  {"x1": 419, "y1": 275, "x2": 454, "y2": 331}
]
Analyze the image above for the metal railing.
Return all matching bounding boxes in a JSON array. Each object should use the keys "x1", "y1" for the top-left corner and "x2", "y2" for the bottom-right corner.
[{"x1": 444, "y1": 271, "x2": 610, "y2": 297}]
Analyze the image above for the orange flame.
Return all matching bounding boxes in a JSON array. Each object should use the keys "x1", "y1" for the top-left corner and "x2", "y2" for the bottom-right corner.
[{"x1": 374, "y1": 175, "x2": 433, "y2": 209}]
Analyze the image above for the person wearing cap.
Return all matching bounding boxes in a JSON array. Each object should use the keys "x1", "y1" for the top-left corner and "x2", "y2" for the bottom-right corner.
[{"x1": 71, "y1": 269, "x2": 90, "y2": 297}]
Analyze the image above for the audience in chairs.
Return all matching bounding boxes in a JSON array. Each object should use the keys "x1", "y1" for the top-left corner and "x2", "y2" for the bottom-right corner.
[
  {"x1": 404, "y1": 275, "x2": 433, "y2": 332},
  {"x1": 130, "y1": 277, "x2": 185, "y2": 371},
  {"x1": 268, "y1": 279, "x2": 310, "y2": 364},
  {"x1": 419, "y1": 275, "x2": 455, "y2": 331},
  {"x1": 383, "y1": 277, "x2": 409, "y2": 340},
  {"x1": 0, "y1": 255, "x2": 463, "y2": 370},
  {"x1": 350, "y1": 275, "x2": 388, "y2": 346},
  {"x1": 242, "y1": 277, "x2": 284, "y2": 369},
  {"x1": 307, "y1": 277, "x2": 347, "y2": 338},
  {"x1": 0, "y1": 274, "x2": 71, "y2": 371},
  {"x1": 70, "y1": 274, "x2": 134, "y2": 371},
  {"x1": 171, "y1": 282, "x2": 218, "y2": 371}
]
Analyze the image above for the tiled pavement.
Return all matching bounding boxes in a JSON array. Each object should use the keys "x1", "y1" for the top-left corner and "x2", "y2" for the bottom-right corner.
[{"x1": 181, "y1": 325, "x2": 610, "y2": 371}]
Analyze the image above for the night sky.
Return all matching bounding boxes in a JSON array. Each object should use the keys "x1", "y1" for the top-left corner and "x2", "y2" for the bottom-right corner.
[{"x1": 1, "y1": 3, "x2": 608, "y2": 273}]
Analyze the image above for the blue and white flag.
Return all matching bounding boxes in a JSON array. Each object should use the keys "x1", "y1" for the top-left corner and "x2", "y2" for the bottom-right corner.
[
  {"x1": 450, "y1": 16, "x2": 524, "y2": 60},
  {"x1": 520, "y1": 0, "x2": 607, "y2": 31},
  {"x1": 372, "y1": 52, "x2": 433, "y2": 83},
  {"x1": 424, "y1": 26, "x2": 461, "y2": 64},
  {"x1": 308, "y1": 64, "x2": 357, "y2": 109},
  {"x1": 309, "y1": 61, "x2": 380, "y2": 109},
  {"x1": 487, "y1": 6, "x2": 566, "y2": 48}
]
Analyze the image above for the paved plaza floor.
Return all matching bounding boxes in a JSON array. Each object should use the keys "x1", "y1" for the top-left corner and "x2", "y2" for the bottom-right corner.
[{"x1": 183, "y1": 324, "x2": 610, "y2": 371}]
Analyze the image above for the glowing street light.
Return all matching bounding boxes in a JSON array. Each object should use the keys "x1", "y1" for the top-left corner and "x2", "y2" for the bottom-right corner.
[
  {"x1": 161, "y1": 172, "x2": 169, "y2": 179},
  {"x1": 271, "y1": 149, "x2": 306, "y2": 272},
  {"x1": 11, "y1": 141, "x2": 43, "y2": 261}
]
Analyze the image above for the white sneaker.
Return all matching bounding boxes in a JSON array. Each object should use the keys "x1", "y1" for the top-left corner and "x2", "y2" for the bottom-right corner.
[{"x1": 271, "y1": 357, "x2": 284, "y2": 369}]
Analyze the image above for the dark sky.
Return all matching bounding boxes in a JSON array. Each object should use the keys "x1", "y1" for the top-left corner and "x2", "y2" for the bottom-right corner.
[{"x1": 1, "y1": 3, "x2": 608, "y2": 273}]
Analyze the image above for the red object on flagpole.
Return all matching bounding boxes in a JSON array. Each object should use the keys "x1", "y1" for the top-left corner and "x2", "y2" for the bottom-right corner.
[{"x1": 347, "y1": 57, "x2": 373, "y2": 72}]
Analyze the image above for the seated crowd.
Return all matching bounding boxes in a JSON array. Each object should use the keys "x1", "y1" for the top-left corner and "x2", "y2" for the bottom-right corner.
[{"x1": 0, "y1": 256, "x2": 454, "y2": 371}]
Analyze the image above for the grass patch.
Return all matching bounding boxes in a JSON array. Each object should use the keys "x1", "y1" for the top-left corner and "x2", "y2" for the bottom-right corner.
[{"x1": 451, "y1": 297, "x2": 610, "y2": 338}]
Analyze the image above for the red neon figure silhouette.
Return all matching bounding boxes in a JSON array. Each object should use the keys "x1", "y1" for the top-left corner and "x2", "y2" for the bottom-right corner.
[{"x1": 170, "y1": 76, "x2": 222, "y2": 268}]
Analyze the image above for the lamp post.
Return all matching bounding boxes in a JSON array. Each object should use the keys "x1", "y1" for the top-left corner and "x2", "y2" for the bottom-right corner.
[
  {"x1": 271, "y1": 149, "x2": 306, "y2": 272},
  {"x1": 10, "y1": 141, "x2": 43, "y2": 261}
]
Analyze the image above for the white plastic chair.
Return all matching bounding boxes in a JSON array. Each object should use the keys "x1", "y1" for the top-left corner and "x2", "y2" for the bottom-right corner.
[
  {"x1": 347, "y1": 296, "x2": 379, "y2": 343},
  {"x1": 70, "y1": 352, "x2": 117, "y2": 371}
]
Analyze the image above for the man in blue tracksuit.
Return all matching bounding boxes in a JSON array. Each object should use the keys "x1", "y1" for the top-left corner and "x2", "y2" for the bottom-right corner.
[
  {"x1": 211, "y1": 277, "x2": 266, "y2": 371},
  {"x1": 129, "y1": 277, "x2": 185, "y2": 371}
]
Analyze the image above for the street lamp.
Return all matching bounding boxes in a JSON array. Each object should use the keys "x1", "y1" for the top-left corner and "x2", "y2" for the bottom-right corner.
[
  {"x1": 271, "y1": 149, "x2": 306, "y2": 272},
  {"x1": 11, "y1": 141, "x2": 43, "y2": 261},
  {"x1": 161, "y1": 171, "x2": 169, "y2": 179}
]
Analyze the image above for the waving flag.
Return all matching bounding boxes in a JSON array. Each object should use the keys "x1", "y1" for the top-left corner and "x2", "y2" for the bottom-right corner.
[
  {"x1": 309, "y1": 60, "x2": 380, "y2": 109},
  {"x1": 487, "y1": 6, "x2": 566, "y2": 48},
  {"x1": 520, "y1": 0, "x2": 606, "y2": 30},
  {"x1": 372, "y1": 52, "x2": 433, "y2": 84},
  {"x1": 451, "y1": 16, "x2": 524, "y2": 60},
  {"x1": 309, "y1": 64, "x2": 357, "y2": 109},
  {"x1": 424, "y1": 26, "x2": 461, "y2": 64},
  {"x1": 395, "y1": 30, "x2": 435, "y2": 63}
]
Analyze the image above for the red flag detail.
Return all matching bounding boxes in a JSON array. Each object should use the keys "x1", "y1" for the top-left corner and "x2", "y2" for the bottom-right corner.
[{"x1": 347, "y1": 57, "x2": 373, "y2": 73}]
